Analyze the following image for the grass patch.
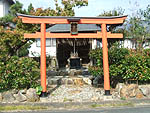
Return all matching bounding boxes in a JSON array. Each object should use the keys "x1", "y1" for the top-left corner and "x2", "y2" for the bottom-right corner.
[
  {"x1": 0, "y1": 102, "x2": 134, "y2": 111},
  {"x1": 91, "y1": 104, "x2": 102, "y2": 108},
  {"x1": 0, "y1": 105, "x2": 48, "y2": 111},
  {"x1": 120, "y1": 97, "x2": 126, "y2": 100},
  {"x1": 91, "y1": 102, "x2": 134, "y2": 108},
  {"x1": 63, "y1": 97, "x2": 73, "y2": 102},
  {"x1": 51, "y1": 93, "x2": 57, "y2": 96}
]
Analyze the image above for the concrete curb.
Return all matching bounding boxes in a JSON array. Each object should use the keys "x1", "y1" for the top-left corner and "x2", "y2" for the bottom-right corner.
[{"x1": 0, "y1": 98, "x2": 150, "y2": 109}]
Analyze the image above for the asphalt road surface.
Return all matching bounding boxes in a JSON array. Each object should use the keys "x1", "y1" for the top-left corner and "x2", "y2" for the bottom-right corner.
[{"x1": 2, "y1": 106, "x2": 150, "y2": 113}]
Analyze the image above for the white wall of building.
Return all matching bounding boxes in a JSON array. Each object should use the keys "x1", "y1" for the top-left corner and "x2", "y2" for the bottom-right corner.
[
  {"x1": 91, "y1": 39, "x2": 97, "y2": 49},
  {"x1": 122, "y1": 39, "x2": 150, "y2": 49},
  {"x1": 28, "y1": 39, "x2": 57, "y2": 57},
  {"x1": 0, "y1": 0, "x2": 12, "y2": 17},
  {"x1": 92, "y1": 39, "x2": 150, "y2": 49},
  {"x1": 123, "y1": 39, "x2": 135, "y2": 49},
  {"x1": 29, "y1": 38, "x2": 150, "y2": 58},
  {"x1": 3, "y1": 0, "x2": 11, "y2": 16},
  {"x1": 0, "y1": 1, "x2": 4, "y2": 17}
]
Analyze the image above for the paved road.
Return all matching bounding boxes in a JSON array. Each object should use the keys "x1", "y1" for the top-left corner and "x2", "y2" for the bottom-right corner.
[{"x1": 2, "y1": 106, "x2": 150, "y2": 113}]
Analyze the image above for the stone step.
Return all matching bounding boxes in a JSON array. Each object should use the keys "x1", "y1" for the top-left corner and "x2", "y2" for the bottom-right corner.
[{"x1": 47, "y1": 76, "x2": 92, "y2": 86}]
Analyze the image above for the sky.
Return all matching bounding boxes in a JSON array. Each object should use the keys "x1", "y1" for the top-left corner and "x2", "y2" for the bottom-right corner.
[{"x1": 17, "y1": 0, "x2": 150, "y2": 17}]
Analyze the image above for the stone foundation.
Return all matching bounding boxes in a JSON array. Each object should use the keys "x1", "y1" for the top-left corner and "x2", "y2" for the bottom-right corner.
[{"x1": 47, "y1": 76, "x2": 92, "y2": 86}]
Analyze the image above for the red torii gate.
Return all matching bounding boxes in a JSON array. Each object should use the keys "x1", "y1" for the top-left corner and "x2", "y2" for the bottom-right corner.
[{"x1": 17, "y1": 13, "x2": 127, "y2": 96}]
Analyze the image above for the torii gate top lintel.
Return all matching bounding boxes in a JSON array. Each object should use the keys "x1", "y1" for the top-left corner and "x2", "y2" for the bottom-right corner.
[
  {"x1": 17, "y1": 13, "x2": 127, "y2": 24},
  {"x1": 17, "y1": 13, "x2": 127, "y2": 96}
]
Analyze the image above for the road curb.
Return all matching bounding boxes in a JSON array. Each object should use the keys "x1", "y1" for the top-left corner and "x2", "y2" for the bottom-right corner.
[{"x1": 0, "y1": 98, "x2": 150, "y2": 108}]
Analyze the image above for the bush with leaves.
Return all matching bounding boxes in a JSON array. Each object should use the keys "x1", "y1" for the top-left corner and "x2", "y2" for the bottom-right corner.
[
  {"x1": 88, "y1": 48, "x2": 103, "y2": 77},
  {"x1": 89, "y1": 44, "x2": 150, "y2": 85},
  {"x1": 0, "y1": 56, "x2": 39, "y2": 91},
  {"x1": 120, "y1": 50, "x2": 150, "y2": 83},
  {"x1": 89, "y1": 43, "x2": 129, "y2": 76},
  {"x1": 108, "y1": 44, "x2": 129, "y2": 83}
]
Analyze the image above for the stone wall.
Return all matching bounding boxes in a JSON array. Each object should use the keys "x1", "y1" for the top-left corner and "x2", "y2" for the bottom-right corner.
[
  {"x1": 0, "y1": 88, "x2": 39, "y2": 103},
  {"x1": 116, "y1": 83, "x2": 150, "y2": 99},
  {"x1": 1, "y1": 82, "x2": 150, "y2": 103}
]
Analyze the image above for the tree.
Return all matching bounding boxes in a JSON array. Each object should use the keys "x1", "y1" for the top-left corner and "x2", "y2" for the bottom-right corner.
[
  {"x1": 124, "y1": 5, "x2": 150, "y2": 52},
  {"x1": 99, "y1": 7, "x2": 124, "y2": 16},
  {"x1": 125, "y1": 17, "x2": 149, "y2": 51},
  {"x1": 98, "y1": 8, "x2": 125, "y2": 48},
  {"x1": 99, "y1": 7, "x2": 125, "y2": 32},
  {"x1": 27, "y1": 3, "x2": 35, "y2": 14},
  {"x1": 28, "y1": 0, "x2": 88, "y2": 16}
]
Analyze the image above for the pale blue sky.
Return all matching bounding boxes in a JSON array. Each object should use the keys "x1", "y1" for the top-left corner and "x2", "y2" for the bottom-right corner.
[{"x1": 17, "y1": 0, "x2": 150, "y2": 17}]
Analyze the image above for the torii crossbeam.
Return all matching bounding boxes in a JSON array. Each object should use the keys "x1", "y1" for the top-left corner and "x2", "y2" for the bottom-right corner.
[{"x1": 17, "y1": 13, "x2": 127, "y2": 96}]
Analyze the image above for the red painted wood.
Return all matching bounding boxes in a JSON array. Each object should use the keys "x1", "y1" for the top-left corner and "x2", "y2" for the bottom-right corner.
[
  {"x1": 102, "y1": 23, "x2": 110, "y2": 91},
  {"x1": 24, "y1": 32, "x2": 123, "y2": 39},
  {"x1": 18, "y1": 16, "x2": 127, "y2": 24},
  {"x1": 40, "y1": 23, "x2": 47, "y2": 92}
]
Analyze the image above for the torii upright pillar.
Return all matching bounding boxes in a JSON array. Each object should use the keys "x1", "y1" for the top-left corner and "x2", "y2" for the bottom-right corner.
[
  {"x1": 40, "y1": 23, "x2": 47, "y2": 97},
  {"x1": 102, "y1": 23, "x2": 110, "y2": 95}
]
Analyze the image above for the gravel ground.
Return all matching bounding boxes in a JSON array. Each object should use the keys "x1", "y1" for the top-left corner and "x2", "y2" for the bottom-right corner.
[{"x1": 40, "y1": 85, "x2": 118, "y2": 103}]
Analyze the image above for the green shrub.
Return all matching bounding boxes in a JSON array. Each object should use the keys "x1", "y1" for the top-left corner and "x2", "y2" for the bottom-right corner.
[
  {"x1": 89, "y1": 48, "x2": 103, "y2": 76},
  {"x1": 121, "y1": 50, "x2": 150, "y2": 82},
  {"x1": 89, "y1": 43, "x2": 129, "y2": 79},
  {"x1": 88, "y1": 43, "x2": 150, "y2": 85},
  {"x1": 0, "y1": 56, "x2": 40, "y2": 91}
]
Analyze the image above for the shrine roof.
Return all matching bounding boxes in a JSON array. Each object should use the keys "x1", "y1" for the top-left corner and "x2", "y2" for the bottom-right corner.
[{"x1": 46, "y1": 24, "x2": 101, "y2": 33}]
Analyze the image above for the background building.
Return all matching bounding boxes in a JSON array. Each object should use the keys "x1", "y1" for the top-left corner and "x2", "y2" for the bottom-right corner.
[{"x1": 0, "y1": 0, "x2": 14, "y2": 17}]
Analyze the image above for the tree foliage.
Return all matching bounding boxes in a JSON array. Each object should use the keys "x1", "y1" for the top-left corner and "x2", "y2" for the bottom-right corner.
[
  {"x1": 0, "y1": 1, "x2": 37, "y2": 60},
  {"x1": 142, "y1": 5, "x2": 150, "y2": 21},
  {"x1": 124, "y1": 17, "x2": 150, "y2": 51},
  {"x1": 26, "y1": 0, "x2": 88, "y2": 16},
  {"x1": 0, "y1": 27, "x2": 30, "y2": 61},
  {"x1": 99, "y1": 7, "x2": 124, "y2": 16},
  {"x1": 124, "y1": 4, "x2": 150, "y2": 52}
]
